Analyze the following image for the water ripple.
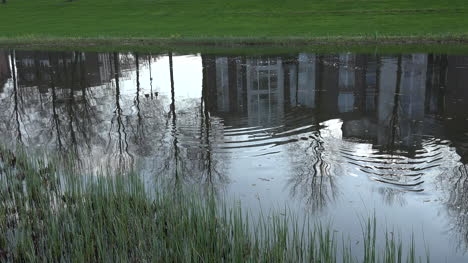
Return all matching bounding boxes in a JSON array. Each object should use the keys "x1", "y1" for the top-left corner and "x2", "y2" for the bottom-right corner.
[{"x1": 336, "y1": 137, "x2": 455, "y2": 191}]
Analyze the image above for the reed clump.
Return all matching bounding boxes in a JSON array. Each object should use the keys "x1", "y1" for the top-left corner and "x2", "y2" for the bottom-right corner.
[{"x1": 0, "y1": 146, "x2": 424, "y2": 262}]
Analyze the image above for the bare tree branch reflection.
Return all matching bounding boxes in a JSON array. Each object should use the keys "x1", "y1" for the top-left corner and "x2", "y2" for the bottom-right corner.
[
  {"x1": 287, "y1": 130, "x2": 338, "y2": 212},
  {"x1": 48, "y1": 54, "x2": 63, "y2": 151},
  {"x1": 166, "y1": 52, "x2": 185, "y2": 186},
  {"x1": 127, "y1": 54, "x2": 166, "y2": 159},
  {"x1": 66, "y1": 52, "x2": 78, "y2": 152},
  {"x1": 106, "y1": 52, "x2": 133, "y2": 170},
  {"x1": 443, "y1": 164, "x2": 468, "y2": 252},
  {"x1": 10, "y1": 50, "x2": 23, "y2": 143},
  {"x1": 154, "y1": 53, "x2": 228, "y2": 193},
  {"x1": 377, "y1": 187, "x2": 407, "y2": 206},
  {"x1": 194, "y1": 77, "x2": 228, "y2": 193},
  {"x1": 133, "y1": 53, "x2": 144, "y2": 145}
]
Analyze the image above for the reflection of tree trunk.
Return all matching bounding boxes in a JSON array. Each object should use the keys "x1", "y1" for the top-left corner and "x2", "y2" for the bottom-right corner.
[
  {"x1": 389, "y1": 55, "x2": 403, "y2": 152},
  {"x1": 135, "y1": 53, "x2": 142, "y2": 123},
  {"x1": 201, "y1": 55, "x2": 218, "y2": 112},
  {"x1": 66, "y1": 52, "x2": 78, "y2": 150},
  {"x1": 201, "y1": 80, "x2": 213, "y2": 187},
  {"x1": 169, "y1": 52, "x2": 179, "y2": 182},
  {"x1": 286, "y1": 55, "x2": 336, "y2": 210},
  {"x1": 113, "y1": 52, "x2": 127, "y2": 156},
  {"x1": 134, "y1": 53, "x2": 144, "y2": 145},
  {"x1": 148, "y1": 55, "x2": 153, "y2": 100},
  {"x1": 169, "y1": 52, "x2": 176, "y2": 122},
  {"x1": 48, "y1": 54, "x2": 63, "y2": 150},
  {"x1": 10, "y1": 50, "x2": 22, "y2": 143},
  {"x1": 78, "y1": 52, "x2": 91, "y2": 148}
]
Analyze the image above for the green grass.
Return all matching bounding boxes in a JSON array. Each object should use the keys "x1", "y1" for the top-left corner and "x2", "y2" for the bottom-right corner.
[
  {"x1": 0, "y1": 146, "x2": 429, "y2": 262},
  {"x1": 0, "y1": 0, "x2": 467, "y2": 47}
]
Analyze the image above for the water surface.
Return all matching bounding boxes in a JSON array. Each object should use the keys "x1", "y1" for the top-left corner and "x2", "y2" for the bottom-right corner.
[{"x1": 1, "y1": 50, "x2": 467, "y2": 261}]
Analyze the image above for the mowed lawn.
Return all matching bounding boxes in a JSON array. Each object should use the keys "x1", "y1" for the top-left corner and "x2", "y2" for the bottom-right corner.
[{"x1": 0, "y1": 0, "x2": 467, "y2": 40}]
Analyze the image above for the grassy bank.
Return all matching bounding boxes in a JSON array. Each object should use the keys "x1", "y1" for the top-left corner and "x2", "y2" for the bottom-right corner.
[
  {"x1": 0, "y1": 0, "x2": 467, "y2": 47},
  {"x1": 0, "y1": 147, "x2": 427, "y2": 262},
  {"x1": 3, "y1": 37, "x2": 468, "y2": 56}
]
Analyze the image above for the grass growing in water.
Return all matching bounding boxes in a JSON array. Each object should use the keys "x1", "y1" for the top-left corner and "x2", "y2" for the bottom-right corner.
[{"x1": 0, "y1": 146, "x2": 426, "y2": 262}]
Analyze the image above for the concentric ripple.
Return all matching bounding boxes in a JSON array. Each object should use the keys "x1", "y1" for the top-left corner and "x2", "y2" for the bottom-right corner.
[
  {"x1": 335, "y1": 137, "x2": 458, "y2": 192},
  {"x1": 168, "y1": 108, "x2": 463, "y2": 192}
]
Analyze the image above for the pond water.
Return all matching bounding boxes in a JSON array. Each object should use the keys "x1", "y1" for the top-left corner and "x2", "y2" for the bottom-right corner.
[{"x1": 1, "y1": 49, "x2": 467, "y2": 261}]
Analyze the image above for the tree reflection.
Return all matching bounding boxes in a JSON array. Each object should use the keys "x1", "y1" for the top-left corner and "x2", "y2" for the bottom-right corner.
[
  {"x1": 148, "y1": 54, "x2": 154, "y2": 100},
  {"x1": 154, "y1": 53, "x2": 228, "y2": 192},
  {"x1": 443, "y1": 164, "x2": 468, "y2": 252},
  {"x1": 133, "y1": 53, "x2": 144, "y2": 144},
  {"x1": 286, "y1": 129, "x2": 338, "y2": 212},
  {"x1": 47, "y1": 52, "x2": 101, "y2": 162},
  {"x1": 107, "y1": 52, "x2": 133, "y2": 170},
  {"x1": 126, "y1": 54, "x2": 166, "y2": 159},
  {"x1": 48, "y1": 54, "x2": 63, "y2": 151},
  {"x1": 163, "y1": 52, "x2": 186, "y2": 187},
  {"x1": 76, "y1": 51, "x2": 97, "y2": 152},
  {"x1": 66, "y1": 52, "x2": 78, "y2": 152},
  {"x1": 284, "y1": 55, "x2": 339, "y2": 212},
  {"x1": 10, "y1": 50, "x2": 23, "y2": 143},
  {"x1": 195, "y1": 74, "x2": 228, "y2": 192},
  {"x1": 383, "y1": 55, "x2": 402, "y2": 154},
  {"x1": 377, "y1": 188, "x2": 407, "y2": 206}
]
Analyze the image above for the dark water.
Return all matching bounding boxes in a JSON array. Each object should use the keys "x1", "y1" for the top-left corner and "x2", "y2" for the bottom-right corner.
[{"x1": 1, "y1": 50, "x2": 468, "y2": 260}]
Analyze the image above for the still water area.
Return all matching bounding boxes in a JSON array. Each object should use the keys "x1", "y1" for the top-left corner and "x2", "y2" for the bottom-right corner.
[{"x1": 0, "y1": 50, "x2": 467, "y2": 261}]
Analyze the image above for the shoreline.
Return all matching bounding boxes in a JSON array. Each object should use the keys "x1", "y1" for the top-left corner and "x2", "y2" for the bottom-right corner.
[{"x1": 1, "y1": 35, "x2": 468, "y2": 54}]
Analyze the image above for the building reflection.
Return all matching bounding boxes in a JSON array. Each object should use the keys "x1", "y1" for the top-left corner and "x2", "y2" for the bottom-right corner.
[
  {"x1": 14, "y1": 51, "x2": 113, "y2": 91},
  {"x1": 2, "y1": 51, "x2": 467, "y2": 171},
  {"x1": 200, "y1": 53, "x2": 468, "y2": 211},
  {"x1": 201, "y1": 53, "x2": 468, "y2": 160},
  {"x1": 1, "y1": 50, "x2": 468, "y2": 219},
  {"x1": 444, "y1": 56, "x2": 468, "y2": 163}
]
